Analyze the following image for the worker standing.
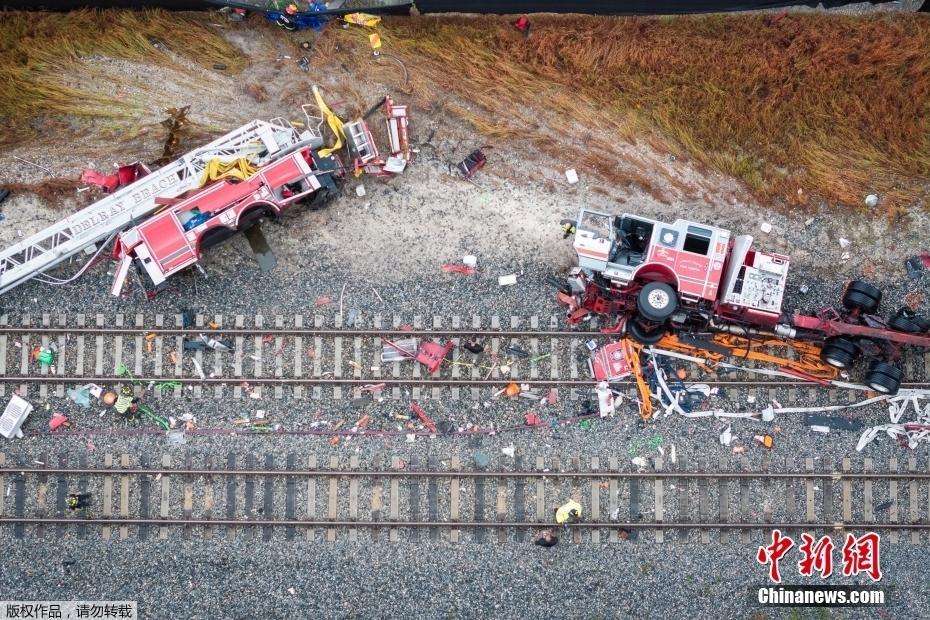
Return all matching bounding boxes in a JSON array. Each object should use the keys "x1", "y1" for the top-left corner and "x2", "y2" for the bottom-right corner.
[
  {"x1": 555, "y1": 499, "x2": 583, "y2": 528},
  {"x1": 114, "y1": 385, "x2": 140, "y2": 421},
  {"x1": 66, "y1": 493, "x2": 91, "y2": 511}
]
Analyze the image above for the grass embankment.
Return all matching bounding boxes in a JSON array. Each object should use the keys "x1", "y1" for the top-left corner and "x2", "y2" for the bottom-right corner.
[
  {"x1": 362, "y1": 14, "x2": 930, "y2": 212},
  {"x1": 0, "y1": 9, "x2": 244, "y2": 137}
]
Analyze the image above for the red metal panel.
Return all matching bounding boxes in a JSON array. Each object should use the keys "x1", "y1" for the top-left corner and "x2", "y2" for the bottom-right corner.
[
  {"x1": 259, "y1": 155, "x2": 304, "y2": 189},
  {"x1": 138, "y1": 213, "x2": 196, "y2": 275}
]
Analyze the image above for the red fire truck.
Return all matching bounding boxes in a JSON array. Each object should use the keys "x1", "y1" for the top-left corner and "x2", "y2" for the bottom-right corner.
[
  {"x1": 110, "y1": 147, "x2": 343, "y2": 296},
  {"x1": 561, "y1": 208, "x2": 930, "y2": 394}
]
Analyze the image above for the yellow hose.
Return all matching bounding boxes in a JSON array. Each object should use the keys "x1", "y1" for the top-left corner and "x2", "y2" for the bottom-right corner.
[{"x1": 312, "y1": 85, "x2": 345, "y2": 158}]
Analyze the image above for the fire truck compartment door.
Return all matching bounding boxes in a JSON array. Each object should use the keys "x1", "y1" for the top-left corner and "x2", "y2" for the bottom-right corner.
[
  {"x1": 573, "y1": 209, "x2": 614, "y2": 272},
  {"x1": 137, "y1": 213, "x2": 198, "y2": 282}
]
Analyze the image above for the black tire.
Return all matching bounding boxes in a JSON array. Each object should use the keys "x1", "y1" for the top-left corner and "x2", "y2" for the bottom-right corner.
[
  {"x1": 865, "y1": 361, "x2": 903, "y2": 395},
  {"x1": 637, "y1": 282, "x2": 678, "y2": 322},
  {"x1": 889, "y1": 308, "x2": 930, "y2": 333},
  {"x1": 820, "y1": 337, "x2": 859, "y2": 369},
  {"x1": 627, "y1": 317, "x2": 665, "y2": 345},
  {"x1": 842, "y1": 281, "x2": 882, "y2": 314}
]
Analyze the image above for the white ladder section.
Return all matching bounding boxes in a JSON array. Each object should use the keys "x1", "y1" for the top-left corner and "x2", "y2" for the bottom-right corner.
[{"x1": 0, "y1": 119, "x2": 312, "y2": 296}]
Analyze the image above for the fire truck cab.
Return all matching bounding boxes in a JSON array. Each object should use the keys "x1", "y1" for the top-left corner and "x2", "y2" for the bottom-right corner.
[
  {"x1": 568, "y1": 208, "x2": 791, "y2": 338},
  {"x1": 111, "y1": 147, "x2": 342, "y2": 295}
]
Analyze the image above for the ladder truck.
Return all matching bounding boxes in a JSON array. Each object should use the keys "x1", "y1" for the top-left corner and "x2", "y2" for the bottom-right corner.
[
  {"x1": 0, "y1": 113, "x2": 330, "y2": 297},
  {"x1": 560, "y1": 208, "x2": 930, "y2": 395}
]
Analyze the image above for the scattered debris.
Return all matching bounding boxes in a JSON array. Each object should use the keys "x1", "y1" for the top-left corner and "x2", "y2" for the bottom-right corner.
[
  {"x1": 803, "y1": 413, "x2": 865, "y2": 432},
  {"x1": 864, "y1": 194, "x2": 879, "y2": 208},
  {"x1": 410, "y1": 402, "x2": 437, "y2": 433},
  {"x1": 565, "y1": 169, "x2": 579, "y2": 185},
  {"x1": 753, "y1": 434, "x2": 774, "y2": 449},
  {"x1": 66, "y1": 385, "x2": 93, "y2": 408},
  {"x1": 455, "y1": 149, "x2": 486, "y2": 179},
  {"x1": 875, "y1": 500, "x2": 894, "y2": 513},
  {"x1": 441, "y1": 264, "x2": 476, "y2": 275},
  {"x1": 498, "y1": 274, "x2": 518, "y2": 286},
  {"x1": 590, "y1": 341, "x2": 631, "y2": 382},
  {"x1": 463, "y1": 255, "x2": 477, "y2": 268},
  {"x1": 501, "y1": 445, "x2": 515, "y2": 458},
  {"x1": 49, "y1": 414, "x2": 69, "y2": 431},
  {"x1": 719, "y1": 426, "x2": 733, "y2": 446},
  {"x1": 355, "y1": 185, "x2": 366, "y2": 197},
  {"x1": 0, "y1": 188, "x2": 9, "y2": 206},
  {"x1": 759, "y1": 222, "x2": 772, "y2": 233},
  {"x1": 839, "y1": 237, "x2": 851, "y2": 249},
  {"x1": 631, "y1": 457, "x2": 648, "y2": 468}
]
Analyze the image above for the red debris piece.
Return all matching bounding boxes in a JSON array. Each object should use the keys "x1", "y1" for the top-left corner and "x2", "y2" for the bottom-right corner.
[
  {"x1": 414, "y1": 340, "x2": 454, "y2": 374},
  {"x1": 441, "y1": 265, "x2": 476, "y2": 275},
  {"x1": 80, "y1": 163, "x2": 147, "y2": 193},
  {"x1": 399, "y1": 324, "x2": 414, "y2": 332},
  {"x1": 355, "y1": 414, "x2": 370, "y2": 430},
  {"x1": 524, "y1": 412, "x2": 542, "y2": 426},
  {"x1": 314, "y1": 297, "x2": 332, "y2": 306},
  {"x1": 921, "y1": 251, "x2": 930, "y2": 269},
  {"x1": 262, "y1": 335, "x2": 273, "y2": 344},
  {"x1": 547, "y1": 389, "x2": 558, "y2": 405},
  {"x1": 410, "y1": 402, "x2": 437, "y2": 433},
  {"x1": 514, "y1": 15, "x2": 531, "y2": 33},
  {"x1": 49, "y1": 414, "x2": 69, "y2": 431}
]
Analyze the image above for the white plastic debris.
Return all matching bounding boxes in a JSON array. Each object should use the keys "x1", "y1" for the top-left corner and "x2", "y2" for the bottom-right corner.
[
  {"x1": 596, "y1": 381, "x2": 616, "y2": 417},
  {"x1": 760, "y1": 222, "x2": 772, "y2": 234},
  {"x1": 405, "y1": 433, "x2": 416, "y2": 443},
  {"x1": 256, "y1": 410, "x2": 266, "y2": 419},
  {"x1": 669, "y1": 444, "x2": 677, "y2": 464},
  {"x1": 839, "y1": 237, "x2": 851, "y2": 249},
  {"x1": 191, "y1": 358, "x2": 206, "y2": 380},
  {"x1": 864, "y1": 194, "x2": 879, "y2": 208},
  {"x1": 719, "y1": 425, "x2": 733, "y2": 446},
  {"x1": 0, "y1": 395, "x2": 33, "y2": 439},
  {"x1": 501, "y1": 445, "x2": 515, "y2": 458},
  {"x1": 631, "y1": 456, "x2": 648, "y2": 468},
  {"x1": 463, "y1": 255, "x2": 477, "y2": 268},
  {"x1": 565, "y1": 169, "x2": 579, "y2": 184},
  {"x1": 810, "y1": 425, "x2": 830, "y2": 434},
  {"x1": 355, "y1": 185, "x2": 366, "y2": 197},
  {"x1": 498, "y1": 274, "x2": 517, "y2": 286}
]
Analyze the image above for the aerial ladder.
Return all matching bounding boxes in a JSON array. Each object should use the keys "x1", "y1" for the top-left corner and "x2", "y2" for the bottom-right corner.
[{"x1": 0, "y1": 117, "x2": 322, "y2": 296}]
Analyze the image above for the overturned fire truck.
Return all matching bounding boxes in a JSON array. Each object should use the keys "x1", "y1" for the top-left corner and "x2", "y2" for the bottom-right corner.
[
  {"x1": 0, "y1": 89, "x2": 411, "y2": 299},
  {"x1": 561, "y1": 208, "x2": 930, "y2": 395}
]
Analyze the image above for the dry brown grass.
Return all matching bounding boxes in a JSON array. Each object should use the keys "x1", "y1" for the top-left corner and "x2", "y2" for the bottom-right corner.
[
  {"x1": 0, "y1": 9, "x2": 245, "y2": 135},
  {"x1": 340, "y1": 13, "x2": 930, "y2": 213}
]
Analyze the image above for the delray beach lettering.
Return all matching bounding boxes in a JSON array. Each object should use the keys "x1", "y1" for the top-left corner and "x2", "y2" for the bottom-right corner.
[{"x1": 69, "y1": 172, "x2": 182, "y2": 236}]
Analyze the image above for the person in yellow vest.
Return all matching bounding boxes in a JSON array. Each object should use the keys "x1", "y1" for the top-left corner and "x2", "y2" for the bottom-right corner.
[{"x1": 555, "y1": 499, "x2": 583, "y2": 527}]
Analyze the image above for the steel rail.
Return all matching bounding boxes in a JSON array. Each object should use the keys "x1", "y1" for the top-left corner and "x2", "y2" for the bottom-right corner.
[
  {"x1": 0, "y1": 516, "x2": 926, "y2": 529},
  {"x1": 1, "y1": 374, "x2": 927, "y2": 389},
  {"x1": 3, "y1": 468, "x2": 929, "y2": 480},
  {"x1": 0, "y1": 327, "x2": 603, "y2": 338}
]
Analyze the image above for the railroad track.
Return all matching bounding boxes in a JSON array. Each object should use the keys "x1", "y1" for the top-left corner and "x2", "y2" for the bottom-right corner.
[
  {"x1": 1, "y1": 452, "x2": 928, "y2": 544},
  {"x1": 2, "y1": 313, "x2": 929, "y2": 404}
]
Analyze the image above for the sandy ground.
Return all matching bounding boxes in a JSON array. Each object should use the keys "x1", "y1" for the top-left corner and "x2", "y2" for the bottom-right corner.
[{"x1": 0, "y1": 11, "x2": 927, "y2": 290}]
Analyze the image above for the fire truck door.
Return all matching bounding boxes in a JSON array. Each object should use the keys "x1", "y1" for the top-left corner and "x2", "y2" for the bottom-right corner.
[{"x1": 137, "y1": 213, "x2": 198, "y2": 283}]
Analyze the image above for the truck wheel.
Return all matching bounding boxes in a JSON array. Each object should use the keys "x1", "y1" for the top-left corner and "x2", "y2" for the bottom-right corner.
[
  {"x1": 627, "y1": 317, "x2": 665, "y2": 345},
  {"x1": 864, "y1": 361, "x2": 903, "y2": 395},
  {"x1": 637, "y1": 282, "x2": 678, "y2": 322},
  {"x1": 842, "y1": 281, "x2": 882, "y2": 315},
  {"x1": 820, "y1": 337, "x2": 859, "y2": 369},
  {"x1": 889, "y1": 308, "x2": 930, "y2": 333}
]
